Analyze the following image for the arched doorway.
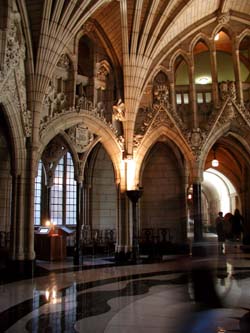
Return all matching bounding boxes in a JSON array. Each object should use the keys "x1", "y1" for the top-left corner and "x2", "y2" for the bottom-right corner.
[{"x1": 202, "y1": 169, "x2": 238, "y2": 231}]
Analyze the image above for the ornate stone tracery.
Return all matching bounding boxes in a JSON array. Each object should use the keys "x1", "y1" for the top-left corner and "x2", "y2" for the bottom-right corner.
[{"x1": 0, "y1": 8, "x2": 30, "y2": 137}]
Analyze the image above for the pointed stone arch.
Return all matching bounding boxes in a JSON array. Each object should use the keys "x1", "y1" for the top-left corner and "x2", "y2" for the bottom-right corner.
[
  {"x1": 134, "y1": 125, "x2": 193, "y2": 186},
  {"x1": 190, "y1": 33, "x2": 212, "y2": 55},
  {"x1": 39, "y1": 113, "x2": 122, "y2": 182}
]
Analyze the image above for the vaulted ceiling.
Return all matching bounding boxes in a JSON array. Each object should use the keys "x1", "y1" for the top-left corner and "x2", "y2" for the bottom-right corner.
[{"x1": 20, "y1": 0, "x2": 250, "y2": 70}]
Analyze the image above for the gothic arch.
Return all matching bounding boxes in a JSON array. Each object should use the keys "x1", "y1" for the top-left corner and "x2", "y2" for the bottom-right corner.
[
  {"x1": 190, "y1": 33, "x2": 212, "y2": 54},
  {"x1": 134, "y1": 125, "x2": 193, "y2": 185},
  {"x1": 200, "y1": 124, "x2": 250, "y2": 182},
  {"x1": 236, "y1": 28, "x2": 250, "y2": 49},
  {"x1": 212, "y1": 25, "x2": 235, "y2": 45},
  {"x1": 39, "y1": 113, "x2": 122, "y2": 181},
  {"x1": 169, "y1": 50, "x2": 191, "y2": 73}
]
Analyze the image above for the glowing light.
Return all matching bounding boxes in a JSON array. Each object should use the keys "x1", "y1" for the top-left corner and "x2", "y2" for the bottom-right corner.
[
  {"x1": 125, "y1": 158, "x2": 136, "y2": 190},
  {"x1": 196, "y1": 77, "x2": 209, "y2": 84},
  {"x1": 212, "y1": 147, "x2": 219, "y2": 167},
  {"x1": 45, "y1": 288, "x2": 58, "y2": 303},
  {"x1": 188, "y1": 193, "x2": 192, "y2": 200},
  {"x1": 212, "y1": 158, "x2": 219, "y2": 167},
  {"x1": 45, "y1": 220, "x2": 51, "y2": 226},
  {"x1": 214, "y1": 33, "x2": 220, "y2": 41},
  {"x1": 45, "y1": 289, "x2": 50, "y2": 301}
]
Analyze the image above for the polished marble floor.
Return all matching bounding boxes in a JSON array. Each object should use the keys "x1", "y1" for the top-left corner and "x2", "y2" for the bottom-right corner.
[{"x1": 1, "y1": 240, "x2": 250, "y2": 332}]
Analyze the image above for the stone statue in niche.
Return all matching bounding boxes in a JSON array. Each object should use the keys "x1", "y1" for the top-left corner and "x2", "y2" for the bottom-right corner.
[
  {"x1": 44, "y1": 81, "x2": 56, "y2": 116},
  {"x1": 44, "y1": 82, "x2": 68, "y2": 116},
  {"x1": 95, "y1": 60, "x2": 110, "y2": 90},
  {"x1": 50, "y1": 92, "x2": 68, "y2": 115},
  {"x1": 95, "y1": 101, "x2": 105, "y2": 117},
  {"x1": 76, "y1": 93, "x2": 93, "y2": 111},
  {"x1": 112, "y1": 99, "x2": 126, "y2": 136}
]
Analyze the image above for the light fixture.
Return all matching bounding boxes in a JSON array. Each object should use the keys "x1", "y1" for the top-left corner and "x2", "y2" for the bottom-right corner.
[
  {"x1": 196, "y1": 77, "x2": 210, "y2": 84},
  {"x1": 212, "y1": 146, "x2": 219, "y2": 167},
  {"x1": 214, "y1": 33, "x2": 220, "y2": 41}
]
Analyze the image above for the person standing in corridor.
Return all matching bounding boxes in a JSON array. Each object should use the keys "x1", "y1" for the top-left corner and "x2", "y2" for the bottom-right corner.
[{"x1": 216, "y1": 212, "x2": 225, "y2": 253}]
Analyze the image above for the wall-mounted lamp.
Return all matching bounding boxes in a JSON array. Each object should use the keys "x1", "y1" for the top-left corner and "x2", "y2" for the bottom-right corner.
[{"x1": 212, "y1": 146, "x2": 219, "y2": 167}]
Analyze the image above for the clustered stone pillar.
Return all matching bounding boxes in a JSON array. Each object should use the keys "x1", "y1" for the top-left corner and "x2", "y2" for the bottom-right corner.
[
  {"x1": 126, "y1": 189, "x2": 143, "y2": 262},
  {"x1": 192, "y1": 182, "x2": 203, "y2": 242},
  {"x1": 74, "y1": 181, "x2": 83, "y2": 265}
]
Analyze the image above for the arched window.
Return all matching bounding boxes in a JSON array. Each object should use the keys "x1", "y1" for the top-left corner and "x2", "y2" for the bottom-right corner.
[
  {"x1": 34, "y1": 160, "x2": 43, "y2": 225},
  {"x1": 50, "y1": 152, "x2": 77, "y2": 225}
]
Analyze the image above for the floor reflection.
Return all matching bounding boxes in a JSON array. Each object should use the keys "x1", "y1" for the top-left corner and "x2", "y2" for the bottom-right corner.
[{"x1": 1, "y1": 241, "x2": 250, "y2": 332}]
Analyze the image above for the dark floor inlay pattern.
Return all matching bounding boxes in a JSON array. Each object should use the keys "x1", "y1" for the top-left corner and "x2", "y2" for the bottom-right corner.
[{"x1": 25, "y1": 275, "x2": 188, "y2": 332}]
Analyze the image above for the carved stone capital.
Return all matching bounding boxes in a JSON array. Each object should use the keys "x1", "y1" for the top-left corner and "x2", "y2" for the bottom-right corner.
[{"x1": 218, "y1": 12, "x2": 230, "y2": 25}]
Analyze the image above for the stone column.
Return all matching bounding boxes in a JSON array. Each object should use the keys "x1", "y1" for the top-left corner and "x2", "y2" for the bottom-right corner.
[
  {"x1": 193, "y1": 182, "x2": 203, "y2": 242},
  {"x1": 189, "y1": 65, "x2": 197, "y2": 128},
  {"x1": 74, "y1": 181, "x2": 83, "y2": 265},
  {"x1": 126, "y1": 189, "x2": 143, "y2": 262},
  {"x1": 169, "y1": 81, "x2": 176, "y2": 113},
  {"x1": 24, "y1": 140, "x2": 36, "y2": 262},
  {"x1": 232, "y1": 47, "x2": 243, "y2": 104},
  {"x1": 210, "y1": 46, "x2": 219, "y2": 106},
  {"x1": 115, "y1": 185, "x2": 130, "y2": 262}
]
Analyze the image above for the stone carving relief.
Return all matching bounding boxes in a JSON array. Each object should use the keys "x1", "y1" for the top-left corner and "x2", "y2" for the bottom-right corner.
[
  {"x1": 112, "y1": 99, "x2": 126, "y2": 137},
  {"x1": 95, "y1": 60, "x2": 110, "y2": 90},
  {"x1": 186, "y1": 128, "x2": 207, "y2": 159},
  {"x1": 219, "y1": 81, "x2": 236, "y2": 101},
  {"x1": 113, "y1": 99, "x2": 126, "y2": 122},
  {"x1": 57, "y1": 54, "x2": 70, "y2": 70},
  {"x1": 82, "y1": 21, "x2": 95, "y2": 35},
  {"x1": 41, "y1": 54, "x2": 71, "y2": 128},
  {"x1": 76, "y1": 94, "x2": 93, "y2": 110},
  {"x1": 0, "y1": 9, "x2": 31, "y2": 137},
  {"x1": 42, "y1": 139, "x2": 67, "y2": 186},
  {"x1": 43, "y1": 81, "x2": 69, "y2": 118},
  {"x1": 0, "y1": 21, "x2": 25, "y2": 78},
  {"x1": 133, "y1": 77, "x2": 185, "y2": 151},
  {"x1": 42, "y1": 139, "x2": 66, "y2": 164},
  {"x1": 152, "y1": 83, "x2": 170, "y2": 108},
  {"x1": 217, "y1": 12, "x2": 230, "y2": 25},
  {"x1": 67, "y1": 125, "x2": 94, "y2": 153},
  {"x1": 95, "y1": 101, "x2": 106, "y2": 117}
]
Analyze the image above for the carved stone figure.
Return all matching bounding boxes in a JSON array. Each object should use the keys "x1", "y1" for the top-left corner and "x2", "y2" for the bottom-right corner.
[
  {"x1": 96, "y1": 101, "x2": 105, "y2": 117},
  {"x1": 219, "y1": 81, "x2": 237, "y2": 101},
  {"x1": 113, "y1": 99, "x2": 126, "y2": 122},
  {"x1": 112, "y1": 99, "x2": 126, "y2": 136},
  {"x1": 219, "y1": 81, "x2": 228, "y2": 101},
  {"x1": 228, "y1": 81, "x2": 236, "y2": 101}
]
